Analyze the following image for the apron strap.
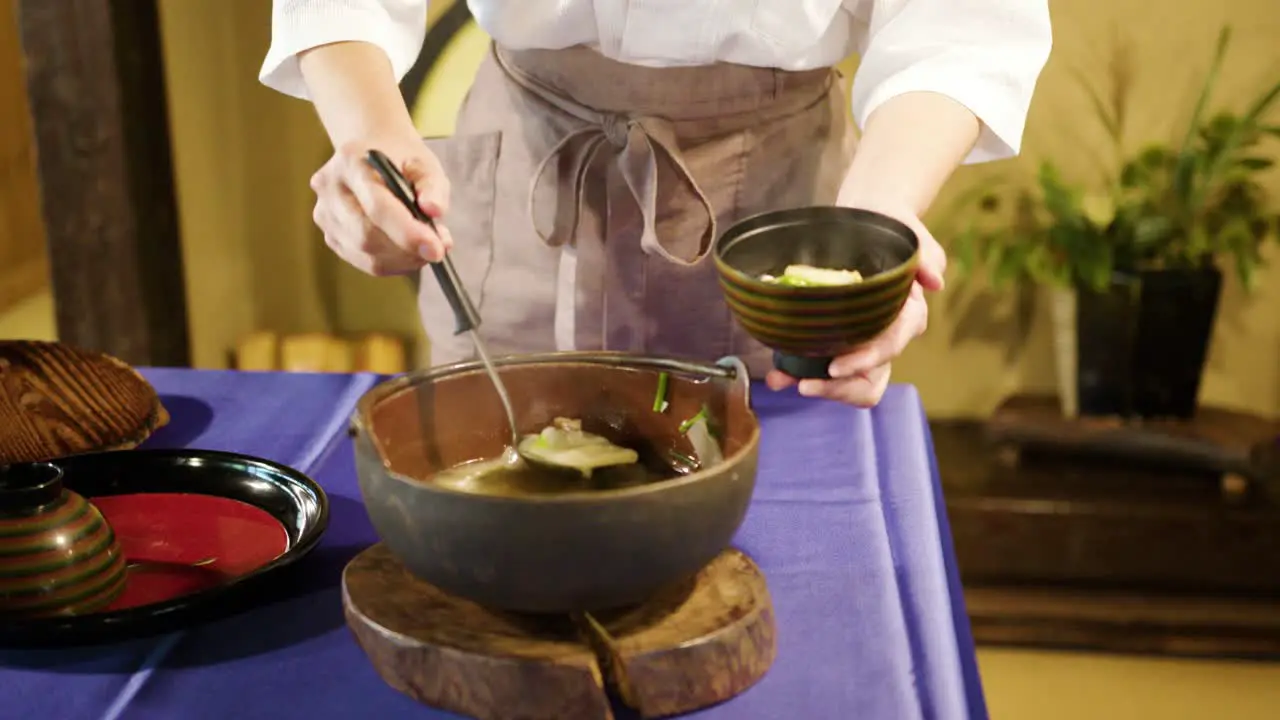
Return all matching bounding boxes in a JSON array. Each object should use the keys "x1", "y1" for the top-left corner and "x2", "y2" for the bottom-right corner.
[{"x1": 497, "y1": 48, "x2": 717, "y2": 266}]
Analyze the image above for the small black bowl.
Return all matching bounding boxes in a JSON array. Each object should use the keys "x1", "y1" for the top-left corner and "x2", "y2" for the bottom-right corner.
[{"x1": 714, "y1": 206, "x2": 919, "y2": 379}]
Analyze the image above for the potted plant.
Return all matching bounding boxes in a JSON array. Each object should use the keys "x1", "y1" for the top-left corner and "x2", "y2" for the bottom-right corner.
[{"x1": 951, "y1": 27, "x2": 1280, "y2": 419}]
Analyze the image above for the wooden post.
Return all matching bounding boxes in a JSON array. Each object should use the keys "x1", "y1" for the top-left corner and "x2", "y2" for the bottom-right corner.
[{"x1": 15, "y1": 0, "x2": 191, "y2": 366}]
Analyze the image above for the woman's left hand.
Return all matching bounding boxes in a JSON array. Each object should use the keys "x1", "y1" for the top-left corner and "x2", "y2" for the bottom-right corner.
[{"x1": 764, "y1": 203, "x2": 947, "y2": 407}]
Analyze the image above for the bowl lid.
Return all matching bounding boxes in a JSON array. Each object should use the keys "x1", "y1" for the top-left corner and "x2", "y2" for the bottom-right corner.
[{"x1": 0, "y1": 341, "x2": 169, "y2": 464}]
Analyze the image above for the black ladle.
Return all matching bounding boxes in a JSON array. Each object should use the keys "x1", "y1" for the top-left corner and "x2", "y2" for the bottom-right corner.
[
  {"x1": 366, "y1": 149, "x2": 522, "y2": 450},
  {"x1": 364, "y1": 150, "x2": 631, "y2": 475},
  {"x1": 364, "y1": 149, "x2": 480, "y2": 335}
]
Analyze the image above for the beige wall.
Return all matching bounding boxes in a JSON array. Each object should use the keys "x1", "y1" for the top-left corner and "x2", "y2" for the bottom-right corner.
[
  {"x1": 0, "y1": 6, "x2": 48, "y2": 318},
  {"x1": 157, "y1": 0, "x2": 1280, "y2": 416},
  {"x1": 156, "y1": 0, "x2": 437, "y2": 369}
]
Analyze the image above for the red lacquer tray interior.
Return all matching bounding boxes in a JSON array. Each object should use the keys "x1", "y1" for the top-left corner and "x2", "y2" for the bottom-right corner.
[{"x1": 96, "y1": 493, "x2": 290, "y2": 609}]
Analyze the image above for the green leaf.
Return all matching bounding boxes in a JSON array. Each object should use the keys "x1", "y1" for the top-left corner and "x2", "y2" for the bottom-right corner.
[
  {"x1": 1219, "y1": 216, "x2": 1262, "y2": 290},
  {"x1": 1203, "y1": 112, "x2": 1239, "y2": 139},
  {"x1": 678, "y1": 405, "x2": 709, "y2": 435},
  {"x1": 1080, "y1": 193, "x2": 1116, "y2": 228},
  {"x1": 1174, "y1": 27, "x2": 1232, "y2": 201},
  {"x1": 1236, "y1": 253, "x2": 1256, "y2": 291},
  {"x1": 1121, "y1": 144, "x2": 1176, "y2": 190},
  {"x1": 1139, "y1": 144, "x2": 1174, "y2": 168},
  {"x1": 950, "y1": 228, "x2": 978, "y2": 278},
  {"x1": 1132, "y1": 216, "x2": 1174, "y2": 247},
  {"x1": 1248, "y1": 217, "x2": 1272, "y2": 240},
  {"x1": 652, "y1": 372, "x2": 669, "y2": 412},
  {"x1": 1236, "y1": 78, "x2": 1280, "y2": 130},
  {"x1": 1171, "y1": 151, "x2": 1200, "y2": 204},
  {"x1": 1179, "y1": 27, "x2": 1231, "y2": 155},
  {"x1": 1238, "y1": 156, "x2": 1275, "y2": 171},
  {"x1": 1121, "y1": 166, "x2": 1148, "y2": 191},
  {"x1": 1037, "y1": 163, "x2": 1084, "y2": 223},
  {"x1": 982, "y1": 244, "x2": 1007, "y2": 287},
  {"x1": 992, "y1": 243, "x2": 1030, "y2": 288},
  {"x1": 1191, "y1": 78, "x2": 1280, "y2": 210}
]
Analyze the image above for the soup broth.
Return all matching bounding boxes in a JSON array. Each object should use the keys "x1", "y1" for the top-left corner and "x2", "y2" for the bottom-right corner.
[{"x1": 427, "y1": 444, "x2": 686, "y2": 497}]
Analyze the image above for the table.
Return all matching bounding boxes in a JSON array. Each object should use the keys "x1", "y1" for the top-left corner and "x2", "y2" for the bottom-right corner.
[{"x1": 0, "y1": 369, "x2": 985, "y2": 720}]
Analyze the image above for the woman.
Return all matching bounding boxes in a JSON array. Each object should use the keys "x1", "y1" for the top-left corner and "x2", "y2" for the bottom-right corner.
[{"x1": 261, "y1": 0, "x2": 1051, "y2": 407}]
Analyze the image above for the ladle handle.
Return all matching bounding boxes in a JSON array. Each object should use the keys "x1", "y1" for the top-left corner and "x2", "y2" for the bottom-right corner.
[{"x1": 365, "y1": 149, "x2": 481, "y2": 336}]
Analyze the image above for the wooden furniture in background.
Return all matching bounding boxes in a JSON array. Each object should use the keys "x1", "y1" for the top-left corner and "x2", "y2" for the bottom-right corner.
[
  {"x1": 0, "y1": 2, "x2": 47, "y2": 317},
  {"x1": 934, "y1": 404, "x2": 1280, "y2": 659},
  {"x1": 986, "y1": 394, "x2": 1278, "y2": 493},
  {"x1": 234, "y1": 332, "x2": 409, "y2": 375},
  {"x1": 15, "y1": 0, "x2": 190, "y2": 366}
]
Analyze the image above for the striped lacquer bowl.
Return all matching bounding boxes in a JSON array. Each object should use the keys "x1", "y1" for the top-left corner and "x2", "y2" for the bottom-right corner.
[
  {"x1": 714, "y1": 206, "x2": 919, "y2": 380},
  {"x1": 0, "y1": 462, "x2": 126, "y2": 617}
]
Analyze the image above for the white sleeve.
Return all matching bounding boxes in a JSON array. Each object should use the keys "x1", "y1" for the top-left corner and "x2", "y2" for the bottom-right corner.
[
  {"x1": 259, "y1": 0, "x2": 429, "y2": 100},
  {"x1": 850, "y1": 0, "x2": 1052, "y2": 164}
]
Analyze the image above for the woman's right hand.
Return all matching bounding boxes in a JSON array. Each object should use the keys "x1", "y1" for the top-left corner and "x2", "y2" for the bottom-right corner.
[{"x1": 309, "y1": 137, "x2": 454, "y2": 276}]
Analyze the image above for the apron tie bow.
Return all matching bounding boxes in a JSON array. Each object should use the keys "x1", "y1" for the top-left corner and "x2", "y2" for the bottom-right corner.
[
  {"x1": 602, "y1": 113, "x2": 632, "y2": 148},
  {"x1": 506, "y1": 55, "x2": 717, "y2": 266}
]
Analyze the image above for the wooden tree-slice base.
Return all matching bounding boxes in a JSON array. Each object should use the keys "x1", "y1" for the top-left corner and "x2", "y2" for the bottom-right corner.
[
  {"x1": 0, "y1": 340, "x2": 168, "y2": 464},
  {"x1": 342, "y1": 544, "x2": 776, "y2": 720}
]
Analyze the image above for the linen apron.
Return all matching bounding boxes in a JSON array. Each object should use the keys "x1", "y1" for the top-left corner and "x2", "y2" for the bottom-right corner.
[{"x1": 418, "y1": 44, "x2": 856, "y2": 377}]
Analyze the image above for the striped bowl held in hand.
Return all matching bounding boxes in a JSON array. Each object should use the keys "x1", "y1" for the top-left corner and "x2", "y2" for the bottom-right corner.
[
  {"x1": 0, "y1": 462, "x2": 126, "y2": 617},
  {"x1": 714, "y1": 206, "x2": 919, "y2": 380}
]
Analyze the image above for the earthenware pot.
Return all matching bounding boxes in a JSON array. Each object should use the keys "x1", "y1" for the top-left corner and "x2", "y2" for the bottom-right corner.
[
  {"x1": 0, "y1": 462, "x2": 126, "y2": 617},
  {"x1": 714, "y1": 206, "x2": 919, "y2": 379},
  {"x1": 349, "y1": 352, "x2": 759, "y2": 613}
]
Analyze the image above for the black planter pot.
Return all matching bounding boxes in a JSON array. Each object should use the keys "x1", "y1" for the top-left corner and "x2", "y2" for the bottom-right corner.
[{"x1": 1074, "y1": 267, "x2": 1222, "y2": 419}]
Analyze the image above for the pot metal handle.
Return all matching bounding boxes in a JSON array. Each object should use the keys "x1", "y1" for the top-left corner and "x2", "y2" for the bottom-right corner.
[
  {"x1": 641, "y1": 355, "x2": 752, "y2": 410},
  {"x1": 714, "y1": 355, "x2": 752, "y2": 410}
]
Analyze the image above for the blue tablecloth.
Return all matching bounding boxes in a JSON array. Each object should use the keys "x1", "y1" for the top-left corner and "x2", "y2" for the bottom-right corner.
[{"x1": 0, "y1": 369, "x2": 985, "y2": 720}]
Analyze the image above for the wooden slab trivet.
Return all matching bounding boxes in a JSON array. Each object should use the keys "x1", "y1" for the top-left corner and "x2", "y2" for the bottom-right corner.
[
  {"x1": 0, "y1": 340, "x2": 168, "y2": 464},
  {"x1": 342, "y1": 544, "x2": 776, "y2": 720},
  {"x1": 985, "y1": 394, "x2": 1279, "y2": 489}
]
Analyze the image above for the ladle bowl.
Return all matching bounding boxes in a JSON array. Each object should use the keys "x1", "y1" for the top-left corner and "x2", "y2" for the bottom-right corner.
[{"x1": 349, "y1": 352, "x2": 759, "y2": 614}]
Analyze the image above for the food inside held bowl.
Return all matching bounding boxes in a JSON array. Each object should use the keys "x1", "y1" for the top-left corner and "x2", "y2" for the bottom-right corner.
[{"x1": 759, "y1": 264, "x2": 864, "y2": 287}]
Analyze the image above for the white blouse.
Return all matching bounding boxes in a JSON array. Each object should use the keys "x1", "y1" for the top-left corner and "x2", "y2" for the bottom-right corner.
[{"x1": 261, "y1": 0, "x2": 1052, "y2": 164}]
